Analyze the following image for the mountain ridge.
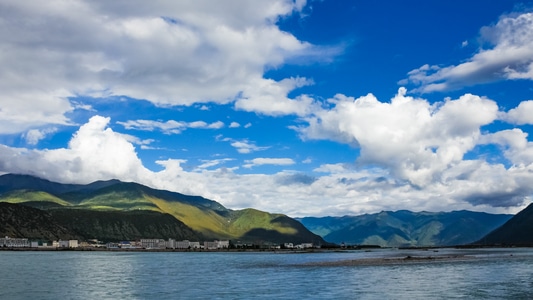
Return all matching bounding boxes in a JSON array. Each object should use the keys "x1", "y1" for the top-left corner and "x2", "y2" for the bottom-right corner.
[
  {"x1": 0, "y1": 174, "x2": 324, "y2": 245},
  {"x1": 298, "y1": 209, "x2": 513, "y2": 247}
]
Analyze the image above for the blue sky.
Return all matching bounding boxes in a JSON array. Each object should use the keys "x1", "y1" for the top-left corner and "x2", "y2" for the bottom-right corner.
[{"x1": 1, "y1": 0, "x2": 533, "y2": 216}]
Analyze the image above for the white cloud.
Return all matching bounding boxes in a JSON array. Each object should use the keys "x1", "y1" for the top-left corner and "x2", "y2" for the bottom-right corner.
[
  {"x1": 118, "y1": 120, "x2": 185, "y2": 134},
  {"x1": 404, "y1": 12, "x2": 533, "y2": 92},
  {"x1": 221, "y1": 138, "x2": 269, "y2": 154},
  {"x1": 0, "y1": 0, "x2": 334, "y2": 134},
  {"x1": 502, "y1": 100, "x2": 533, "y2": 125},
  {"x1": 189, "y1": 120, "x2": 224, "y2": 129},
  {"x1": 117, "y1": 119, "x2": 224, "y2": 134},
  {"x1": 313, "y1": 163, "x2": 349, "y2": 174},
  {"x1": 0, "y1": 116, "x2": 152, "y2": 183},
  {"x1": 120, "y1": 133, "x2": 156, "y2": 149},
  {"x1": 0, "y1": 115, "x2": 532, "y2": 217},
  {"x1": 481, "y1": 129, "x2": 533, "y2": 166},
  {"x1": 229, "y1": 122, "x2": 240, "y2": 128},
  {"x1": 195, "y1": 158, "x2": 235, "y2": 171},
  {"x1": 243, "y1": 157, "x2": 295, "y2": 168},
  {"x1": 23, "y1": 128, "x2": 58, "y2": 145},
  {"x1": 71, "y1": 101, "x2": 95, "y2": 111},
  {"x1": 234, "y1": 77, "x2": 318, "y2": 116},
  {"x1": 296, "y1": 88, "x2": 499, "y2": 187}
]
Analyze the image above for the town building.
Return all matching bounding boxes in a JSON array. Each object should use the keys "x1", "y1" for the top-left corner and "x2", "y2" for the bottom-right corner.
[
  {"x1": 0, "y1": 236, "x2": 30, "y2": 248},
  {"x1": 203, "y1": 240, "x2": 229, "y2": 250},
  {"x1": 189, "y1": 241, "x2": 201, "y2": 249},
  {"x1": 140, "y1": 238, "x2": 166, "y2": 249},
  {"x1": 176, "y1": 240, "x2": 191, "y2": 249}
]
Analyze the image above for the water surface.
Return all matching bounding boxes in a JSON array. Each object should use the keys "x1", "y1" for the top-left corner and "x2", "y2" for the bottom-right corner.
[{"x1": 1, "y1": 248, "x2": 532, "y2": 299}]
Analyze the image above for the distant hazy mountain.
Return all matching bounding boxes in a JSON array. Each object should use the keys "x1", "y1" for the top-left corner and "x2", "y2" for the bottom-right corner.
[
  {"x1": 297, "y1": 210, "x2": 512, "y2": 247},
  {"x1": 476, "y1": 203, "x2": 533, "y2": 246},
  {"x1": 0, "y1": 174, "x2": 324, "y2": 244}
]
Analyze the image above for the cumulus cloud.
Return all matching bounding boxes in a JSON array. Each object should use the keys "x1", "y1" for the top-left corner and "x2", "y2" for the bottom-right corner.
[
  {"x1": 234, "y1": 77, "x2": 318, "y2": 116},
  {"x1": 117, "y1": 119, "x2": 224, "y2": 134},
  {"x1": 501, "y1": 100, "x2": 533, "y2": 125},
  {"x1": 0, "y1": 116, "x2": 152, "y2": 183},
  {"x1": 0, "y1": 115, "x2": 532, "y2": 216},
  {"x1": 480, "y1": 129, "x2": 533, "y2": 166},
  {"x1": 404, "y1": 12, "x2": 533, "y2": 92},
  {"x1": 229, "y1": 122, "x2": 241, "y2": 128},
  {"x1": 0, "y1": 0, "x2": 334, "y2": 134},
  {"x1": 296, "y1": 88, "x2": 499, "y2": 187}
]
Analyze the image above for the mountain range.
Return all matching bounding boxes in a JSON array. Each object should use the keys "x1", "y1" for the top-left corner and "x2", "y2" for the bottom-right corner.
[
  {"x1": 2, "y1": 173, "x2": 531, "y2": 248},
  {"x1": 298, "y1": 210, "x2": 513, "y2": 247},
  {"x1": 0, "y1": 174, "x2": 324, "y2": 245}
]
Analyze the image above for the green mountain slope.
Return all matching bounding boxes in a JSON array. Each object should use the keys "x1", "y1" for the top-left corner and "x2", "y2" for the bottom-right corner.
[
  {"x1": 298, "y1": 210, "x2": 512, "y2": 247},
  {"x1": 0, "y1": 174, "x2": 324, "y2": 244},
  {"x1": 476, "y1": 203, "x2": 533, "y2": 246},
  {"x1": 0, "y1": 190, "x2": 72, "y2": 208},
  {"x1": 49, "y1": 209, "x2": 199, "y2": 242},
  {"x1": 0, "y1": 202, "x2": 80, "y2": 240}
]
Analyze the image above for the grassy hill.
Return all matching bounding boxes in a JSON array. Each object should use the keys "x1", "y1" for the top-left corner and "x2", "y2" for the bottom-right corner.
[{"x1": 0, "y1": 174, "x2": 324, "y2": 244}]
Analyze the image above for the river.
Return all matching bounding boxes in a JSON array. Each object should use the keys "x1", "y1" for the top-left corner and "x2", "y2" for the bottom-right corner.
[{"x1": 1, "y1": 248, "x2": 532, "y2": 299}]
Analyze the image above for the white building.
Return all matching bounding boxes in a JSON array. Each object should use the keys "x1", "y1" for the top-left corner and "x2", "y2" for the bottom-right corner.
[
  {"x1": 57, "y1": 240, "x2": 79, "y2": 248},
  {"x1": 176, "y1": 240, "x2": 191, "y2": 249},
  {"x1": 204, "y1": 241, "x2": 218, "y2": 250},
  {"x1": 0, "y1": 236, "x2": 30, "y2": 248},
  {"x1": 203, "y1": 240, "x2": 230, "y2": 250},
  {"x1": 140, "y1": 239, "x2": 166, "y2": 249},
  {"x1": 166, "y1": 238, "x2": 176, "y2": 249},
  {"x1": 296, "y1": 243, "x2": 314, "y2": 249},
  {"x1": 217, "y1": 240, "x2": 229, "y2": 249}
]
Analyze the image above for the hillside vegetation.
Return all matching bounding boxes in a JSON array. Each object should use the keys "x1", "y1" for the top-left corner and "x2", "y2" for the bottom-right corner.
[{"x1": 0, "y1": 174, "x2": 324, "y2": 244}]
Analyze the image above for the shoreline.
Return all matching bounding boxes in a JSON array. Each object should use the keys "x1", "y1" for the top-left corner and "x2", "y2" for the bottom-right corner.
[{"x1": 0, "y1": 246, "x2": 325, "y2": 253}]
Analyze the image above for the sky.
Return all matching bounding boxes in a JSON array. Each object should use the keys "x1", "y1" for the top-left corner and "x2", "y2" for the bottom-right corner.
[{"x1": 1, "y1": 0, "x2": 533, "y2": 217}]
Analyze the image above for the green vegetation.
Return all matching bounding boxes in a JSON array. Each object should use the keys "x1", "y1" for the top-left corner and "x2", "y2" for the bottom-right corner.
[
  {"x1": 0, "y1": 174, "x2": 324, "y2": 244},
  {"x1": 229, "y1": 209, "x2": 297, "y2": 236},
  {"x1": 0, "y1": 190, "x2": 72, "y2": 207}
]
